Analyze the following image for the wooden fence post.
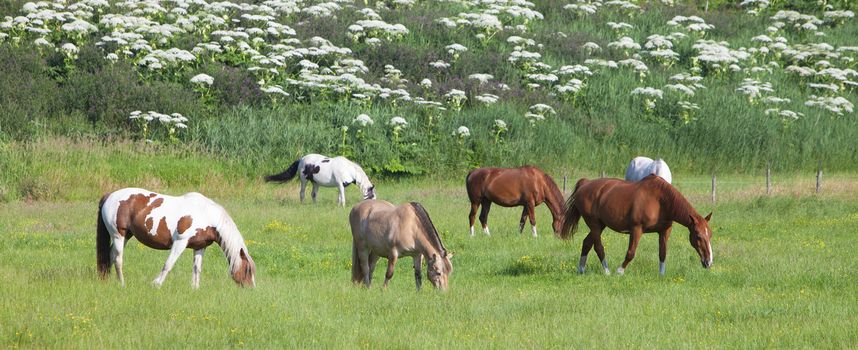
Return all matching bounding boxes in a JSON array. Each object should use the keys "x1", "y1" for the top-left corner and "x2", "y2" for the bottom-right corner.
[
  {"x1": 711, "y1": 173, "x2": 717, "y2": 203},
  {"x1": 816, "y1": 161, "x2": 822, "y2": 194},
  {"x1": 766, "y1": 162, "x2": 771, "y2": 195}
]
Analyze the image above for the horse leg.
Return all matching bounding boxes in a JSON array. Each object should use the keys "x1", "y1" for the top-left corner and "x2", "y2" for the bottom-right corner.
[
  {"x1": 152, "y1": 238, "x2": 190, "y2": 287},
  {"x1": 527, "y1": 201, "x2": 537, "y2": 237},
  {"x1": 519, "y1": 207, "x2": 528, "y2": 234},
  {"x1": 311, "y1": 182, "x2": 320, "y2": 204},
  {"x1": 192, "y1": 248, "x2": 205, "y2": 289},
  {"x1": 111, "y1": 233, "x2": 128, "y2": 287},
  {"x1": 468, "y1": 202, "x2": 479, "y2": 236},
  {"x1": 479, "y1": 200, "x2": 492, "y2": 235},
  {"x1": 617, "y1": 227, "x2": 643, "y2": 275},
  {"x1": 592, "y1": 229, "x2": 610, "y2": 275},
  {"x1": 367, "y1": 254, "x2": 381, "y2": 287},
  {"x1": 578, "y1": 233, "x2": 596, "y2": 274},
  {"x1": 658, "y1": 226, "x2": 672, "y2": 276},
  {"x1": 299, "y1": 179, "x2": 307, "y2": 203},
  {"x1": 383, "y1": 255, "x2": 398, "y2": 288},
  {"x1": 413, "y1": 255, "x2": 423, "y2": 291},
  {"x1": 337, "y1": 182, "x2": 346, "y2": 207}
]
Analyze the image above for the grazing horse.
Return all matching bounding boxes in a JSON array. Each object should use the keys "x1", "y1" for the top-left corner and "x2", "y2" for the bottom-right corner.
[
  {"x1": 97, "y1": 188, "x2": 256, "y2": 288},
  {"x1": 266, "y1": 153, "x2": 376, "y2": 207},
  {"x1": 625, "y1": 156, "x2": 672, "y2": 184},
  {"x1": 561, "y1": 175, "x2": 712, "y2": 276},
  {"x1": 466, "y1": 166, "x2": 565, "y2": 237},
  {"x1": 350, "y1": 200, "x2": 453, "y2": 291}
]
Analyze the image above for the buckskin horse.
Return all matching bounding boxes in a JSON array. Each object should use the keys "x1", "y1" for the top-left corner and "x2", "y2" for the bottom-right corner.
[
  {"x1": 465, "y1": 166, "x2": 565, "y2": 237},
  {"x1": 561, "y1": 175, "x2": 712, "y2": 276},
  {"x1": 97, "y1": 188, "x2": 256, "y2": 288},
  {"x1": 350, "y1": 200, "x2": 453, "y2": 291},
  {"x1": 266, "y1": 153, "x2": 376, "y2": 207}
]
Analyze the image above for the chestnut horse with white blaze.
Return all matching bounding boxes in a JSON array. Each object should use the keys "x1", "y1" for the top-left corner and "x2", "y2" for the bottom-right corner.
[
  {"x1": 97, "y1": 188, "x2": 256, "y2": 288},
  {"x1": 350, "y1": 200, "x2": 453, "y2": 291},
  {"x1": 561, "y1": 175, "x2": 713, "y2": 276},
  {"x1": 266, "y1": 153, "x2": 375, "y2": 207},
  {"x1": 466, "y1": 166, "x2": 565, "y2": 237}
]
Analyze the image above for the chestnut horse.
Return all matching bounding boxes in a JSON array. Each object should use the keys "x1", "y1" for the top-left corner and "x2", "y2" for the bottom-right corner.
[
  {"x1": 466, "y1": 166, "x2": 565, "y2": 237},
  {"x1": 97, "y1": 188, "x2": 256, "y2": 288},
  {"x1": 560, "y1": 175, "x2": 712, "y2": 276},
  {"x1": 350, "y1": 200, "x2": 453, "y2": 290}
]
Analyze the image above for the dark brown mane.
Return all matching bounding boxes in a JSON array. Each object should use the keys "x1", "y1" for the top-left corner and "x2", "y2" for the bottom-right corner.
[
  {"x1": 541, "y1": 172, "x2": 565, "y2": 217},
  {"x1": 410, "y1": 202, "x2": 446, "y2": 255}
]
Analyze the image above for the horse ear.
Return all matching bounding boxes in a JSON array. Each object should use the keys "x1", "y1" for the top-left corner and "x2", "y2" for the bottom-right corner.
[
  {"x1": 704, "y1": 212, "x2": 712, "y2": 222},
  {"x1": 240, "y1": 248, "x2": 248, "y2": 260},
  {"x1": 447, "y1": 252, "x2": 454, "y2": 259},
  {"x1": 432, "y1": 253, "x2": 437, "y2": 260}
]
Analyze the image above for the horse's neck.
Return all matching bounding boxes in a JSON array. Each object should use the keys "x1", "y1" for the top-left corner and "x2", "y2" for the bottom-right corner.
[
  {"x1": 351, "y1": 163, "x2": 370, "y2": 187},
  {"x1": 543, "y1": 182, "x2": 564, "y2": 220},
  {"x1": 213, "y1": 211, "x2": 246, "y2": 273},
  {"x1": 417, "y1": 233, "x2": 444, "y2": 257},
  {"x1": 666, "y1": 189, "x2": 697, "y2": 227}
]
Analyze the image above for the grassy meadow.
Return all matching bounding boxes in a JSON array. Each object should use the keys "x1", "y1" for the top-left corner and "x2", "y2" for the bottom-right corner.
[{"x1": 2, "y1": 170, "x2": 858, "y2": 348}]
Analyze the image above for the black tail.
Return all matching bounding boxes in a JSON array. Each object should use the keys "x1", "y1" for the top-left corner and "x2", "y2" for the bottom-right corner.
[
  {"x1": 560, "y1": 179, "x2": 587, "y2": 240},
  {"x1": 97, "y1": 193, "x2": 112, "y2": 279},
  {"x1": 410, "y1": 202, "x2": 446, "y2": 255},
  {"x1": 265, "y1": 160, "x2": 300, "y2": 183}
]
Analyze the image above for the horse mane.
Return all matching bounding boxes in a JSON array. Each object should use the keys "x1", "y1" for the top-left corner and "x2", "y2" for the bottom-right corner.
[
  {"x1": 645, "y1": 175, "x2": 697, "y2": 226},
  {"x1": 350, "y1": 160, "x2": 372, "y2": 187},
  {"x1": 541, "y1": 172, "x2": 565, "y2": 216},
  {"x1": 409, "y1": 202, "x2": 446, "y2": 255},
  {"x1": 212, "y1": 203, "x2": 251, "y2": 275}
]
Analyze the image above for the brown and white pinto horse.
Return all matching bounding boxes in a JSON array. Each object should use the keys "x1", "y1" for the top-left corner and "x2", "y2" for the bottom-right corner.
[
  {"x1": 350, "y1": 200, "x2": 453, "y2": 291},
  {"x1": 561, "y1": 175, "x2": 713, "y2": 276},
  {"x1": 466, "y1": 166, "x2": 565, "y2": 237},
  {"x1": 97, "y1": 188, "x2": 256, "y2": 288}
]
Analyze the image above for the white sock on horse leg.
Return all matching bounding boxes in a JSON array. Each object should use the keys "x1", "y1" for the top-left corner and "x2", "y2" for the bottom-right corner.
[
  {"x1": 531, "y1": 225, "x2": 537, "y2": 237},
  {"x1": 616, "y1": 267, "x2": 625, "y2": 275},
  {"x1": 577, "y1": 255, "x2": 588, "y2": 274},
  {"x1": 470, "y1": 226, "x2": 474, "y2": 236},
  {"x1": 483, "y1": 226, "x2": 490, "y2": 235},
  {"x1": 602, "y1": 259, "x2": 610, "y2": 275},
  {"x1": 659, "y1": 261, "x2": 666, "y2": 276}
]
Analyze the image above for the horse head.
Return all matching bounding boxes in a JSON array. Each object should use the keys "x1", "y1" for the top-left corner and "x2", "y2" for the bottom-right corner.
[
  {"x1": 688, "y1": 212, "x2": 713, "y2": 269},
  {"x1": 427, "y1": 252, "x2": 453, "y2": 291},
  {"x1": 231, "y1": 247, "x2": 256, "y2": 287},
  {"x1": 362, "y1": 185, "x2": 376, "y2": 200}
]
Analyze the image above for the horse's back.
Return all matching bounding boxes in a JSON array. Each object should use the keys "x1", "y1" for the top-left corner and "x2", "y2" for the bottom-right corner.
[{"x1": 651, "y1": 159, "x2": 672, "y2": 184}]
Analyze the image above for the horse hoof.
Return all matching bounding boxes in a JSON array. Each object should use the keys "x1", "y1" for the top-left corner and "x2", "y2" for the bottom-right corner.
[
  {"x1": 603, "y1": 269, "x2": 611, "y2": 275},
  {"x1": 576, "y1": 267, "x2": 585, "y2": 274},
  {"x1": 616, "y1": 268, "x2": 624, "y2": 276}
]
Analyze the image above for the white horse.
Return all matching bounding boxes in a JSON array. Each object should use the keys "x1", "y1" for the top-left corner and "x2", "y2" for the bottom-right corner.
[
  {"x1": 625, "y1": 156, "x2": 673, "y2": 184},
  {"x1": 265, "y1": 153, "x2": 376, "y2": 206},
  {"x1": 97, "y1": 188, "x2": 256, "y2": 288}
]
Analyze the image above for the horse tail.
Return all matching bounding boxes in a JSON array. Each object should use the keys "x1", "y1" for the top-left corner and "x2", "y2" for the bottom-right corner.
[
  {"x1": 465, "y1": 169, "x2": 481, "y2": 203},
  {"x1": 351, "y1": 241, "x2": 363, "y2": 284},
  {"x1": 265, "y1": 159, "x2": 300, "y2": 183},
  {"x1": 560, "y1": 179, "x2": 587, "y2": 240},
  {"x1": 96, "y1": 193, "x2": 112, "y2": 279},
  {"x1": 410, "y1": 202, "x2": 445, "y2": 254}
]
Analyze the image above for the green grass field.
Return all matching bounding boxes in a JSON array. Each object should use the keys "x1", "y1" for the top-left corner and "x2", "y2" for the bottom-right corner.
[{"x1": 2, "y1": 177, "x2": 856, "y2": 348}]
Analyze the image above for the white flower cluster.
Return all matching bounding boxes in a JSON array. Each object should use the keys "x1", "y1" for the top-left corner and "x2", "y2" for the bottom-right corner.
[{"x1": 129, "y1": 110, "x2": 188, "y2": 129}]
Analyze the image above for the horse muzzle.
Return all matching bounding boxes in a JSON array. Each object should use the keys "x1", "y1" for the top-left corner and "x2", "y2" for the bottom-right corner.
[{"x1": 701, "y1": 259, "x2": 712, "y2": 269}]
